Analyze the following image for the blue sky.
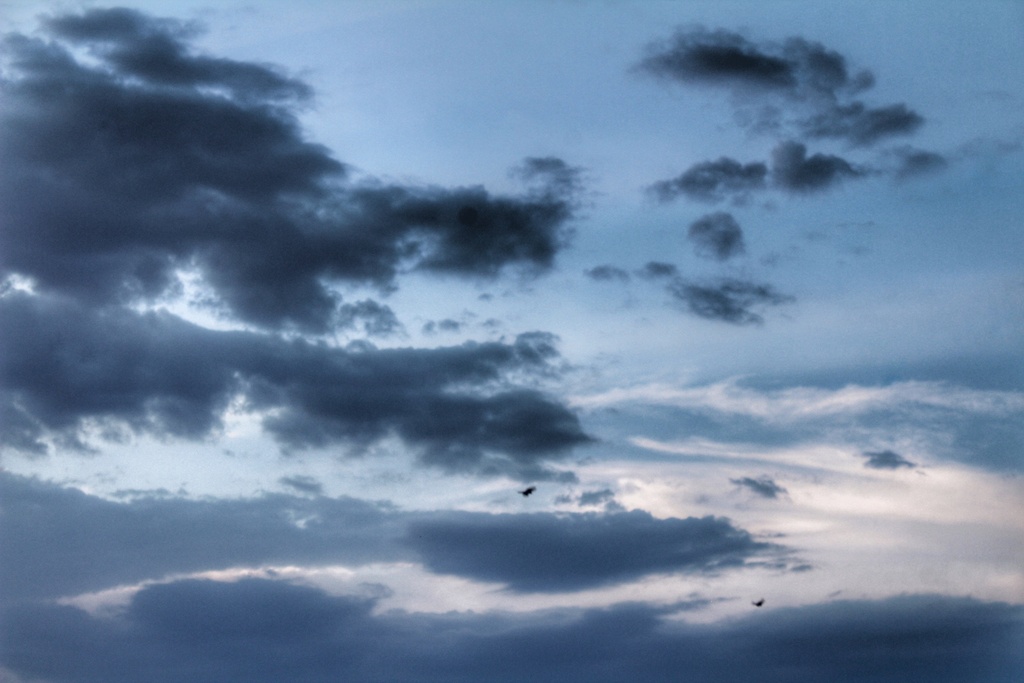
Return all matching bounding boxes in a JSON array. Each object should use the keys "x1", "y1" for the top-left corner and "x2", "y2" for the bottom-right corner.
[{"x1": 1, "y1": 2, "x2": 1022, "y2": 681}]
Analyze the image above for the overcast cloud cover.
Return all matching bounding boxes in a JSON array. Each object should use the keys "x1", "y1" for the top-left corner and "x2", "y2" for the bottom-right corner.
[{"x1": 1, "y1": 2, "x2": 1023, "y2": 681}]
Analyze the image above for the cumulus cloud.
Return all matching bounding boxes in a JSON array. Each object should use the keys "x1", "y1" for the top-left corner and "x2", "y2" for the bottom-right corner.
[
  {"x1": 405, "y1": 510, "x2": 777, "y2": 592},
  {"x1": 636, "y1": 27, "x2": 924, "y2": 147},
  {"x1": 0, "y1": 293, "x2": 591, "y2": 477},
  {"x1": 649, "y1": 157, "x2": 768, "y2": 204},
  {"x1": 2, "y1": 578, "x2": 1020, "y2": 683},
  {"x1": 688, "y1": 212, "x2": 746, "y2": 260},
  {"x1": 0, "y1": 9, "x2": 581, "y2": 332},
  {"x1": 667, "y1": 277, "x2": 794, "y2": 325},
  {"x1": 731, "y1": 476, "x2": 787, "y2": 498},
  {"x1": 862, "y1": 449, "x2": 916, "y2": 470}
]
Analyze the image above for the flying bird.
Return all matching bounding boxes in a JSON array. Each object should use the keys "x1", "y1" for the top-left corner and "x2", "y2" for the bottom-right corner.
[
  {"x1": 518, "y1": 486, "x2": 536, "y2": 497},
  {"x1": 752, "y1": 598, "x2": 765, "y2": 607}
]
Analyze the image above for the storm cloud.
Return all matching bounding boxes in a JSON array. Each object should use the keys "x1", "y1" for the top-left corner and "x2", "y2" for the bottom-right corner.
[
  {"x1": 0, "y1": 293, "x2": 591, "y2": 478},
  {"x1": 687, "y1": 212, "x2": 746, "y2": 260},
  {"x1": 0, "y1": 9, "x2": 580, "y2": 333},
  {"x1": 406, "y1": 509, "x2": 776, "y2": 592},
  {"x1": 2, "y1": 578, "x2": 1020, "y2": 683}
]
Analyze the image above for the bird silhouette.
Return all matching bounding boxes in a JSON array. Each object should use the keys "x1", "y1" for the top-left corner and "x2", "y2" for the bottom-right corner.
[
  {"x1": 518, "y1": 486, "x2": 536, "y2": 497},
  {"x1": 752, "y1": 598, "x2": 765, "y2": 607}
]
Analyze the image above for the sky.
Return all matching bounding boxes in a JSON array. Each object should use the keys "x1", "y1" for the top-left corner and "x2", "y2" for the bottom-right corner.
[{"x1": 1, "y1": 1, "x2": 1023, "y2": 680}]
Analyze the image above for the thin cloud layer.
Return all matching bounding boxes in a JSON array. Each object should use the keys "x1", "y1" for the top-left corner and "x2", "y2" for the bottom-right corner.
[
  {"x1": 0, "y1": 9, "x2": 580, "y2": 332},
  {"x1": 0, "y1": 293, "x2": 591, "y2": 477},
  {"x1": 2, "y1": 578, "x2": 1020, "y2": 683},
  {"x1": 406, "y1": 509, "x2": 776, "y2": 592}
]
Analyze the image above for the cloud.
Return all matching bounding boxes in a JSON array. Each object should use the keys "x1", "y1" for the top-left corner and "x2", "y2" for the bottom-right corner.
[
  {"x1": 648, "y1": 157, "x2": 767, "y2": 203},
  {"x1": 649, "y1": 142, "x2": 866, "y2": 208},
  {"x1": 637, "y1": 262, "x2": 679, "y2": 279},
  {"x1": 667, "y1": 277, "x2": 794, "y2": 325},
  {"x1": 406, "y1": 510, "x2": 776, "y2": 592},
  {"x1": 770, "y1": 141, "x2": 863, "y2": 192},
  {"x1": 802, "y1": 102, "x2": 923, "y2": 146},
  {"x1": 730, "y1": 476, "x2": 787, "y2": 498},
  {"x1": 0, "y1": 473, "x2": 770, "y2": 602},
  {"x1": 0, "y1": 293, "x2": 591, "y2": 477},
  {"x1": 334, "y1": 300, "x2": 403, "y2": 338},
  {"x1": 585, "y1": 265, "x2": 631, "y2": 282},
  {"x1": 2, "y1": 578, "x2": 1021, "y2": 683},
  {"x1": 0, "y1": 9, "x2": 580, "y2": 332},
  {"x1": 636, "y1": 28, "x2": 804, "y2": 92},
  {"x1": 0, "y1": 472, "x2": 406, "y2": 603},
  {"x1": 862, "y1": 449, "x2": 916, "y2": 470},
  {"x1": 422, "y1": 318, "x2": 463, "y2": 334},
  {"x1": 636, "y1": 27, "x2": 925, "y2": 147},
  {"x1": 688, "y1": 212, "x2": 746, "y2": 260},
  {"x1": 577, "y1": 488, "x2": 617, "y2": 506},
  {"x1": 278, "y1": 475, "x2": 324, "y2": 496},
  {"x1": 892, "y1": 146, "x2": 949, "y2": 179}
]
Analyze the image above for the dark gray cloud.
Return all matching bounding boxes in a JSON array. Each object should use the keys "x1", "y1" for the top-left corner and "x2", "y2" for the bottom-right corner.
[
  {"x1": 667, "y1": 277, "x2": 794, "y2": 325},
  {"x1": 637, "y1": 28, "x2": 805, "y2": 92},
  {"x1": 406, "y1": 510, "x2": 777, "y2": 592},
  {"x1": 0, "y1": 293, "x2": 591, "y2": 477},
  {"x1": 585, "y1": 265, "x2": 631, "y2": 282},
  {"x1": 862, "y1": 450, "x2": 916, "y2": 470},
  {"x1": 688, "y1": 212, "x2": 746, "y2": 260},
  {"x1": 637, "y1": 27, "x2": 924, "y2": 147},
  {"x1": 0, "y1": 9, "x2": 579, "y2": 333},
  {"x1": 278, "y1": 475, "x2": 325, "y2": 496},
  {"x1": 334, "y1": 299, "x2": 403, "y2": 338},
  {"x1": 731, "y1": 476, "x2": 787, "y2": 499},
  {"x1": 649, "y1": 157, "x2": 767, "y2": 203},
  {"x1": 770, "y1": 141, "x2": 862, "y2": 192},
  {"x1": 2, "y1": 578, "x2": 1020, "y2": 683},
  {"x1": 802, "y1": 102, "x2": 923, "y2": 146}
]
